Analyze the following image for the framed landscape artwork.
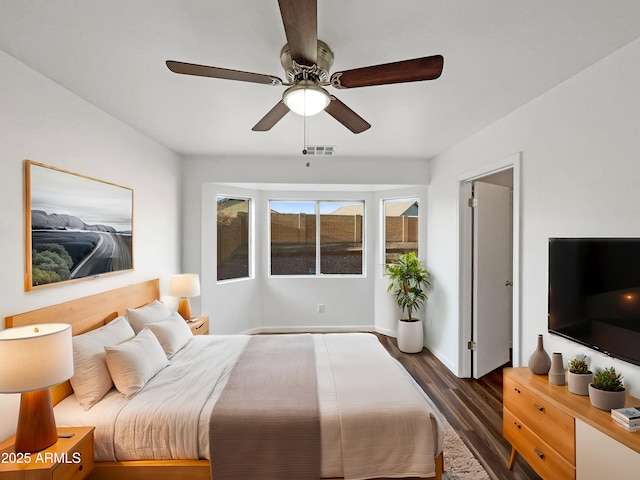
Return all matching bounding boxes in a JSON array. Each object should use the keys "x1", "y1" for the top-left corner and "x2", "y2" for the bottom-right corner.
[{"x1": 25, "y1": 160, "x2": 134, "y2": 290}]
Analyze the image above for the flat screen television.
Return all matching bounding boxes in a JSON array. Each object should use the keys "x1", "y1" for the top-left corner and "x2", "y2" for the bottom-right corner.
[{"x1": 548, "y1": 237, "x2": 640, "y2": 367}]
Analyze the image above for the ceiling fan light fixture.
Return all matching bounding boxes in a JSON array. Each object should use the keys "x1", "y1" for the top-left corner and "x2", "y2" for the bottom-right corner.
[{"x1": 283, "y1": 82, "x2": 330, "y2": 116}]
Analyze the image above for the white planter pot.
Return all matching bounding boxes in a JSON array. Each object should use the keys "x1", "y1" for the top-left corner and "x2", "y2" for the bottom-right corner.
[
  {"x1": 588, "y1": 384, "x2": 626, "y2": 411},
  {"x1": 567, "y1": 372, "x2": 592, "y2": 396},
  {"x1": 397, "y1": 319, "x2": 424, "y2": 353}
]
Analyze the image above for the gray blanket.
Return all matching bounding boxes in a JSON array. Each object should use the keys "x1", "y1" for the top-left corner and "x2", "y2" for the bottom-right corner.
[{"x1": 209, "y1": 334, "x2": 321, "y2": 480}]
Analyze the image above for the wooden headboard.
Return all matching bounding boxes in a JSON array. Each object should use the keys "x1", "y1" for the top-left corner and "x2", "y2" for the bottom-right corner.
[{"x1": 5, "y1": 278, "x2": 160, "y2": 405}]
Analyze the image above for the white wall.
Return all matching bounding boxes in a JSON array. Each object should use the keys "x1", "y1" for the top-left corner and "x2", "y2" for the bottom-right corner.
[
  {"x1": 373, "y1": 187, "x2": 429, "y2": 337},
  {"x1": 0, "y1": 51, "x2": 182, "y2": 439},
  {"x1": 258, "y1": 189, "x2": 376, "y2": 332},
  {"x1": 427, "y1": 37, "x2": 640, "y2": 394},
  {"x1": 181, "y1": 155, "x2": 430, "y2": 334},
  {"x1": 201, "y1": 183, "x2": 262, "y2": 334}
]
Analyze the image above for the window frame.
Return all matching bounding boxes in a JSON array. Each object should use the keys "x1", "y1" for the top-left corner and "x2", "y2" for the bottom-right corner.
[
  {"x1": 216, "y1": 194, "x2": 253, "y2": 283},
  {"x1": 268, "y1": 199, "x2": 366, "y2": 278},
  {"x1": 382, "y1": 196, "x2": 419, "y2": 266}
]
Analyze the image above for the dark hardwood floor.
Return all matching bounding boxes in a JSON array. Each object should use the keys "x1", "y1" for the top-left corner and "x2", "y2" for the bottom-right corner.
[{"x1": 376, "y1": 334, "x2": 541, "y2": 480}]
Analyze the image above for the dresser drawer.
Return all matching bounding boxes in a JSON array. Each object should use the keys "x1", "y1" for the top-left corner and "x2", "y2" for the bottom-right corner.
[
  {"x1": 504, "y1": 375, "x2": 575, "y2": 463},
  {"x1": 504, "y1": 408, "x2": 575, "y2": 480}
]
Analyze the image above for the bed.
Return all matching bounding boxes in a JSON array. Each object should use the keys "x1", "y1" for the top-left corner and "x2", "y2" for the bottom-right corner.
[{"x1": 5, "y1": 279, "x2": 445, "y2": 480}]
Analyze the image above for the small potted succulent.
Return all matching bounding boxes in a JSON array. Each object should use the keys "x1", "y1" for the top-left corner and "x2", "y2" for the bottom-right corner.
[
  {"x1": 588, "y1": 366, "x2": 626, "y2": 411},
  {"x1": 567, "y1": 355, "x2": 592, "y2": 396}
]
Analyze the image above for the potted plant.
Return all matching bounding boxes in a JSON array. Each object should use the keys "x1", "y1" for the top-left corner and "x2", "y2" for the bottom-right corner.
[
  {"x1": 385, "y1": 251, "x2": 431, "y2": 353},
  {"x1": 567, "y1": 355, "x2": 592, "y2": 396},
  {"x1": 588, "y1": 366, "x2": 626, "y2": 411}
]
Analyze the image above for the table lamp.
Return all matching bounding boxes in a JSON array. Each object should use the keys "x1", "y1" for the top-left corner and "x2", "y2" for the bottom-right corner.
[
  {"x1": 169, "y1": 273, "x2": 201, "y2": 320},
  {"x1": 0, "y1": 323, "x2": 73, "y2": 453}
]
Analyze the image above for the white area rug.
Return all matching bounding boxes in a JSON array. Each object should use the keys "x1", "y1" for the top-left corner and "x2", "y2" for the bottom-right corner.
[{"x1": 442, "y1": 419, "x2": 490, "y2": 480}]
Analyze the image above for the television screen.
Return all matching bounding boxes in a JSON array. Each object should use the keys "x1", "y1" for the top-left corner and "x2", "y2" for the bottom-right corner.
[{"x1": 548, "y1": 238, "x2": 640, "y2": 366}]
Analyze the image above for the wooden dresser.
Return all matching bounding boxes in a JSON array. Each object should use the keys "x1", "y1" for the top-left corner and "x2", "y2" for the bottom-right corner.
[{"x1": 503, "y1": 367, "x2": 640, "y2": 480}]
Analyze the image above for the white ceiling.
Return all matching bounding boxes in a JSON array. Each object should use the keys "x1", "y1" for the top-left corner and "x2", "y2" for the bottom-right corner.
[{"x1": 2, "y1": 1, "x2": 640, "y2": 160}]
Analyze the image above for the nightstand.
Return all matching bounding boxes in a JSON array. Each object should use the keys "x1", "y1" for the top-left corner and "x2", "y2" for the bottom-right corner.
[
  {"x1": 187, "y1": 316, "x2": 209, "y2": 335},
  {"x1": 0, "y1": 426, "x2": 94, "y2": 480}
]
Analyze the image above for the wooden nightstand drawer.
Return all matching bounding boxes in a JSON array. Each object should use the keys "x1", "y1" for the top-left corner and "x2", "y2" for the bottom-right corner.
[
  {"x1": 504, "y1": 375, "x2": 575, "y2": 463},
  {"x1": 188, "y1": 316, "x2": 209, "y2": 335},
  {"x1": 0, "y1": 426, "x2": 94, "y2": 480},
  {"x1": 504, "y1": 408, "x2": 575, "y2": 480},
  {"x1": 52, "y1": 428, "x2": 94, "y2": 480}
]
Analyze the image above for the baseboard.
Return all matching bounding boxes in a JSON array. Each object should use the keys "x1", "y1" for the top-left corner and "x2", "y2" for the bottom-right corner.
[
  {"x1": 428, "y1": 346, "x2": 457, "y2": 373},
  {"x1": 373, "y1": 326, "x2": 397, "y2": 338}
]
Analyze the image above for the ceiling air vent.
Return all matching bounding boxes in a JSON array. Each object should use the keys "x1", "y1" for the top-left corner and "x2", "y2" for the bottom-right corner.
[{"x1": 305, "y1": 145, "x2": 334, "y2": 156}]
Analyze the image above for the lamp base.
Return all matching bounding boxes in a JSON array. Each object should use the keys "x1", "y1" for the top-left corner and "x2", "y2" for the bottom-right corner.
[
  {"x1": 15, "y1": 389, "x2": 57, "y2": 453},
  {"x1": 177, "y1": 297, "x2": 192, "y2": 320}
]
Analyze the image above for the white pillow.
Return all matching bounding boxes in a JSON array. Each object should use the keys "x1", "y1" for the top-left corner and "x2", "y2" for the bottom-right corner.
[
  {"x1": 70, "y1": 316, "x2": 135, "y2": 410},
  {"x1": 125, "y1": 300, "x2": 171, "y2": 334},
  {"x1": 146, "y1": 312, "x2": 193, "y2": 358},
  {"x1": 104, "y1": 328, "x2": 170, "y2": 399}
]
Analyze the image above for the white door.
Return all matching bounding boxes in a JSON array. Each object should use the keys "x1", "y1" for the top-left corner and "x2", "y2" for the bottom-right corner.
[{"x1": 472, "y1": 181, "x2": 512, "y2": 378}]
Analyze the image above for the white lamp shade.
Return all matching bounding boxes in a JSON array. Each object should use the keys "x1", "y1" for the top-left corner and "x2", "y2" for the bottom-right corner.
[
  {"x1": 283, "y1": 84, "x2": 331, "y2": 116},
  {"x1": 169, "y1": 273, "x2": 201, "y2": 297},
  {"x1": 0, "y1": 323, "x2": 73, "y2": 394}
]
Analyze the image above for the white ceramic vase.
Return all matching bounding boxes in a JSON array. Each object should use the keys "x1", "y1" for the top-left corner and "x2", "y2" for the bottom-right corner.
[{"x1": 397, "y1": 319, "x2": 424, "y2": 353}]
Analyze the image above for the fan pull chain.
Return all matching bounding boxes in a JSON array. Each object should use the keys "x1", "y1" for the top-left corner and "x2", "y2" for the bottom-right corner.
[
  {"x1": 303, "y1": 112, "x2": 310, "y2": 166},
  {"x1": 303, "y1": 112, "x2": 307, "y2": 154}
]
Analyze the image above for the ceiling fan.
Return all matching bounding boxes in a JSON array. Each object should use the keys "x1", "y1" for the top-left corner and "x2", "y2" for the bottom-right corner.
[{"x1": 166, "y1": 0, "x2": 443, "y2": 134}]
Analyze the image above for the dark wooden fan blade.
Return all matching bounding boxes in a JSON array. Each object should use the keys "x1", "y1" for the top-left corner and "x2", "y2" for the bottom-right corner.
[
  {"x1": 278, "y1": 0, "x2": 317, "y2": 65},
  {"x1": 324, "y1": 96, "x2": 371, "y2": 134},
  {"x1": 252, "y1": 101, "x2": 290, "y2": 131},
  {"x1": 166, "y1": 60, "x2": 283, "y2": 86},
  {"x1": 330, "y1": 55, "x2": 444, "y2": 89}
]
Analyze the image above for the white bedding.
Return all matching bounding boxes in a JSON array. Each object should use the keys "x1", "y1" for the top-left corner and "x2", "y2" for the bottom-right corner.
[{"x1": 55, "y1": 332, "x2": 444, "y2": 479}]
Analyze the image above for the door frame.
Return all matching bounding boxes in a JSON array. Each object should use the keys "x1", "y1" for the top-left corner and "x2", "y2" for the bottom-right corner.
[{"x1": 457, "y1": 152, "x2": 521, "y2": 378}]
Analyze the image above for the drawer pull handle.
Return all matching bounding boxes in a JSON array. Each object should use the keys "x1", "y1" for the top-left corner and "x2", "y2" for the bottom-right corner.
[
  {"x1": 514, "y1": 387, "x2": 521, "y2": 394},
  {"x1": 514, "y1": 421, "x2": 521, "y2": 429},
  {"x1": 533, "y1": 403, "x2": 545, "y2": 412},
  {"x1": 534, "y1": 448, "x2": 544, "y2": 459}
]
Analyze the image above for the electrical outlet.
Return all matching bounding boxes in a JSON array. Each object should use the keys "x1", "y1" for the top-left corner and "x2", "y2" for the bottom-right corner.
[{"x1": 317, "y1": 304, "x2": 325, "y2": 313}]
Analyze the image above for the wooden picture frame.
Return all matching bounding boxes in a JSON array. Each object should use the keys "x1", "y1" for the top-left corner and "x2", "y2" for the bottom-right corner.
[{"x1": 25, "y1": 160, "x2": 133, "y2": 290}]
